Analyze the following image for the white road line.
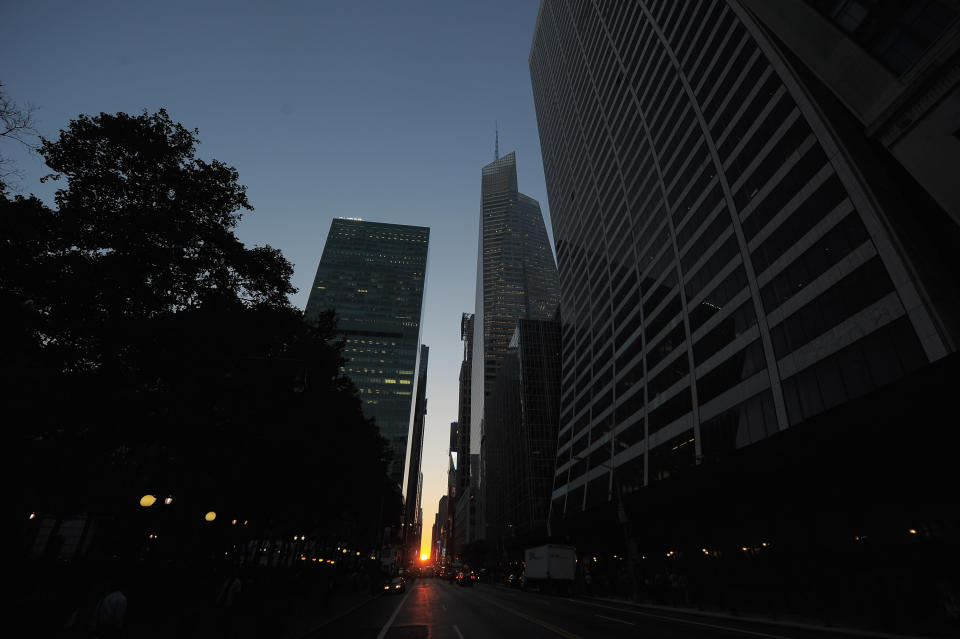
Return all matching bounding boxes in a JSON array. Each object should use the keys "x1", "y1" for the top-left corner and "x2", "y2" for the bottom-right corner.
[
  {"x1": 376, "y1": 589, "x2": 411, "y2": 639},
  {"x1": 453, "y1": 624, "x2": 465, "y2": 639},
  {"x1": 595, "y1": 614, "x2": 635, "y2": 626},
  {"x1": 564, "y1": 599, "x2": 793, "y2": 639}
]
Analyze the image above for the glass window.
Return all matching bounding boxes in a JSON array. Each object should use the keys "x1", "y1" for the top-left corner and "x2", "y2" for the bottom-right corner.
[
  {"x1": 648, "y1": 386, "x2": 692, "y2": 434},
  {"x1": 805, "y1": 0, "x2": 958, "y2": 75},
  {"x1": 616, "y1": 454, "x2": 645, "y2": 496},
  {"x1": 648, "y1": 429, "x2": 696, "y2": 481}
]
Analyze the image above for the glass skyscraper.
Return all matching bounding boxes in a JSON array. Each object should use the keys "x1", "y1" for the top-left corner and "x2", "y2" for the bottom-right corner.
[
  {"x1": 471, "y1": 151, "x2": 560, "y2": 448},
  {"x1": 529, "y1": 0, "x2": 958, "y2": 517},
  {"x1": 484, "y1": 318, "x2": 562, "y2": 544},
  {"x1": 304, "y1": 219, "x2": 430, "y2": 486},
  {"x1": 470, "y1": 151, "x2": 560, "y2": 539}
]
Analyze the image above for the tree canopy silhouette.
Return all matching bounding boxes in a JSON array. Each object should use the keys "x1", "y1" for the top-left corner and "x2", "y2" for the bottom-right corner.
[{"x1": 5, "y1": 109, "x2": 400, "y2": 555}]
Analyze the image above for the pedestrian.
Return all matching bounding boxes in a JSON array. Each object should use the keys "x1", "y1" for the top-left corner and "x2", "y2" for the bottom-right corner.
[
  {"x1": 215, "y1": 568, "x2": 243, "y2": 637},
  {"x1": 90, "y1": 581, "x2": 127, "y2": 639},
  {"x1": 654, "y1": 570, "x2": 666, "y2": 604}
]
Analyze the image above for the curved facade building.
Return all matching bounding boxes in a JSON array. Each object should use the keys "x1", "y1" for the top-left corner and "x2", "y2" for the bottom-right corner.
[{"x1": 529, "y1": 0, "x2": 959, "y2": 517}]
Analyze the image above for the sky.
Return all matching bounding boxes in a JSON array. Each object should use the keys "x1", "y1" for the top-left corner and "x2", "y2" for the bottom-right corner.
[{"x1": 1, "y1": 0, "x2": 553, "y2": 557}]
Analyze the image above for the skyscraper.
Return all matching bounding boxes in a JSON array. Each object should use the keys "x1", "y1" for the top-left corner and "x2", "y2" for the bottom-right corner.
[
  {"x1": 484, "y1": 318, "x2": 562, "y2": 546},
  {"x1": 304, "y1": 219, "x2": 430, "y2": 486},
  {"x1": 470, "y1": 151, "x2": 560, "y2": 538},
  {"x1": 403, "y1": 344, "x2": 429, "y2": 556},
  {"x1": 529, "y1": 0, "x2": 958, "y2": 517},
  {"x1": 453, "y1": 314, "x2": 476, "y2": 554}
]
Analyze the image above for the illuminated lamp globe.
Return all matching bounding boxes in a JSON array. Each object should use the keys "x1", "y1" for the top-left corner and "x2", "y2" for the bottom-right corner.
[
  {"x1": 140, "y1": 495, "x2": 157, "y2": 507},
  {"x1": 204, "y1": 511, "x2": 217, "y2": 522}
]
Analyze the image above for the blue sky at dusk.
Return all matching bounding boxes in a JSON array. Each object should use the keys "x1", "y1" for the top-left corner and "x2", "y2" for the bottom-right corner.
[{"x1": 2, "y1": 0, "x2": 552, "y2": 554}]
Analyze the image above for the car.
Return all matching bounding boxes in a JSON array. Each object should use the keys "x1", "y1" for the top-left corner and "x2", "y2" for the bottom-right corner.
[
  {"x1": 506, "y1": 573, "x2": 525, "y2": 589},
  {"x1": 383, "y1": 576, "x2": 405, "y2": 594},
  {"x1": 456, "y1": 571, "x2": 474, "y2": 587}
]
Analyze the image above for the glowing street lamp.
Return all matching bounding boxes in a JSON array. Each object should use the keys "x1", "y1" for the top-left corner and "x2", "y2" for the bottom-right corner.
[
  {"x1": 204, "y1": 511, "x2": 217, "y2": 522},
  {"x1": 140, "y1": 494, "x2": 157, "y2": 507}
]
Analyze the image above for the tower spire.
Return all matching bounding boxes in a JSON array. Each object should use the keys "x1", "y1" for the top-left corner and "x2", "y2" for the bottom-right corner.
[{"x1": 495, "y1": 121, "x2": 499, "y2": 160}]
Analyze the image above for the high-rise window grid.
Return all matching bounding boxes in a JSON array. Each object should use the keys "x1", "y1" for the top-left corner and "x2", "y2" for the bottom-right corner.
[
  {"x1": 531, "y1": 0, "x2": 937, "y2": 517},
  {"x1": 304, "y1": 219, "x2": 429, "y2": 486}
]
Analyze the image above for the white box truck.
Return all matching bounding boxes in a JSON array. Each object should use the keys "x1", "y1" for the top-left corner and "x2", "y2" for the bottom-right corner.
[{"x1": 523, "y1": 544, "x2": 576, "y2": 593}]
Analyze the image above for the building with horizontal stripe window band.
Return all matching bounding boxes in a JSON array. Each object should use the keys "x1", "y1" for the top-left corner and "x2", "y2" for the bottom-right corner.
[
  {"x1": 530, "y1": 0, "x2": 959, "y2": 631},
  {"x1": 304, "y1": 219, "x2": 430, "y2": 487}
]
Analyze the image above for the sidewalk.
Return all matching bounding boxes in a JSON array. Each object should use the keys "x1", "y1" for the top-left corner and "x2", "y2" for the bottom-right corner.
[{"x1": 585, "y1": 595, "x2": 943, "y2": 639}]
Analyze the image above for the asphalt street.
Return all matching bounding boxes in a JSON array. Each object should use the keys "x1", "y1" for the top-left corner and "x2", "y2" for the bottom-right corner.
[{"x1": 311, "y1": 578, "x2": 867, "y2": 639}]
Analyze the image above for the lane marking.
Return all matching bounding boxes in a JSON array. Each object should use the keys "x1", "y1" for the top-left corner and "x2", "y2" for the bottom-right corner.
[
  {"x1": 595, "y1": 614, "x2": 635, "y2": 626},
  {"x1": 375, "y1": 589, "x2": 412, "y2": 639},
  {"x1": 563, "y1": 598, "x2": 794, "y2": 639},
  {"x1": 453, "y1": 625, "x2": 465, "y2": 639},
  {"x1": 474, "y1": 592, "x2": 581, "y2": 639}
]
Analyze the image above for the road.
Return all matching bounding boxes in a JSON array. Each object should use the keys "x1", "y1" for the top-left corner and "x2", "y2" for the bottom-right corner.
[{"x1": 311, "y1": 578, "x2": 857, "y2": 639}]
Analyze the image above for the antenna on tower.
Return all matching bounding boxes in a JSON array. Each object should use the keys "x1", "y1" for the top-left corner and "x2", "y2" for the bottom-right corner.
[{"x1": 495, "y1": 121, "x2": 499, "y2": 160}]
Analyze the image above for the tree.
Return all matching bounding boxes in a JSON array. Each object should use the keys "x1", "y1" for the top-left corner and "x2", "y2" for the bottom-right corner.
[
  {"x1": 0, "y1": 82, "x2": 39, "y2": 190},
  {"x1": 7, "y1": 109, "x2": 399, "y2": 557}
]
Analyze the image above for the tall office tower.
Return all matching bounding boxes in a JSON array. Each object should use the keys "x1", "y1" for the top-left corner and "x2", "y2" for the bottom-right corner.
[
  {"x1": 453, "y1": 314, "x2": 475, "y2": 554},
  {"x1": 436, "y1": 494, "x2": 449, "y2": 560},
  {"x1": 484, "y1": 318, "x2": 562, "y2": 545},
  {"x1": 304, "y1": 219, "x2": 429, "y2": 486},
  {"x1": 403, "y1": 344, "x2": 430, "y2": 554},
  {"x1": 470, "y1": 151, "x2": 560, "y2": 540},
  {"x1": 447, "y1": 422, "x2": 458, "y2": 500},
  {"x1": 456, "y1": 314, "x2": 474, "y2": 496},
  {"x1": 529, "y1": 0, "x2": 959, "y2": 519},
  {"x1": 445, "y1": 422, "x2": 458, "y2": 553}
]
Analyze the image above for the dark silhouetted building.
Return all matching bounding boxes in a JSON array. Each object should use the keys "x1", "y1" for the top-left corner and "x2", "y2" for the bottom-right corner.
[
  {"x1": 484, "y1": 318, "x2": 562, "y2": 548},
  {"x1": 403, "y1": 344, "x2": 429, "y2": 558},
  {"x1": 304, "y1": 219, "x2": 429, "y2": 486},
  {"x1": 453, "y1": 313, "x2": 477, "y2": 554},
  {"x1": 433, "y1": 495, "x2": 449, "y2": 562}
]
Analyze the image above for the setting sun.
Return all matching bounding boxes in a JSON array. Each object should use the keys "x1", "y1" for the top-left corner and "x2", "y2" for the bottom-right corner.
[{"x1": 420, "y1": 553, "x2": 429, "y2": 562}]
